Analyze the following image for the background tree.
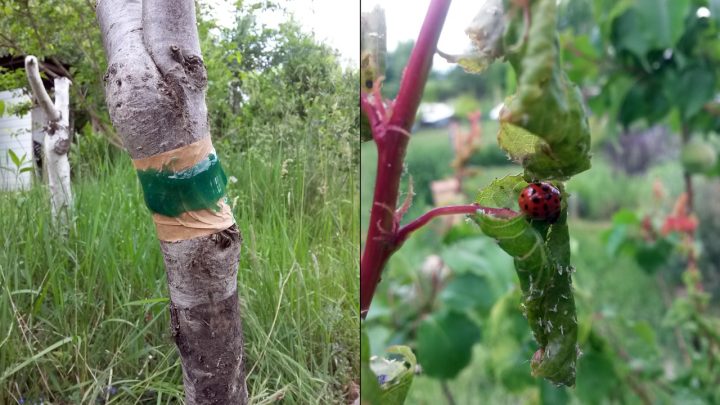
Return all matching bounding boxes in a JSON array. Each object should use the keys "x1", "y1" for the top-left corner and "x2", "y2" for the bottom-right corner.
[
  {"x1": 96, "y1": 0, "x2": 246, "y2": 403},
  {"x1": 24, "y1": 55, "x2": 72, "y2": 227},
  {"x1": 0, "y1": 0, "x2": 120, "y2": 147}
]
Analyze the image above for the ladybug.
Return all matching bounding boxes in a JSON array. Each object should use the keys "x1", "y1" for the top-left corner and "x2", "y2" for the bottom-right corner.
[{"x1": 518, "y1": 182, "x2": 562, "y2": 223}]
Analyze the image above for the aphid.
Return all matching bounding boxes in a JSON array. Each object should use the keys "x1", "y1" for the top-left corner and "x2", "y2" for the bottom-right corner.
[{"x1": 518, "y1": 182, "x2": 562, "y2": 223}]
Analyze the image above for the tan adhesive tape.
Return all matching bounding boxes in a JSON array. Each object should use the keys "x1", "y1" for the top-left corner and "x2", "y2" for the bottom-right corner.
[{"x1": 132, "y1": 137, "x2": 235, "y2": 242}]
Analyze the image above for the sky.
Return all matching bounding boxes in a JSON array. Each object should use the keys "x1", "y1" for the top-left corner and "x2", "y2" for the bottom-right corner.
[
  {"x1": 361, "y1": 0, "x2": 483, "y2": 71},
  {"x1": 201, "y1": 0, "x2": 360, "y2": 67}
]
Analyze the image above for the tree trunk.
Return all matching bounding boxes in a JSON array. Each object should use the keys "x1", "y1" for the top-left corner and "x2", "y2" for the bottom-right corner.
[
  {"x1": 96, "y1": 1, "x2": 247, "y2": 403},
  {"x1": 24, "y1": 56, "x2": 73, "y2": 227}
]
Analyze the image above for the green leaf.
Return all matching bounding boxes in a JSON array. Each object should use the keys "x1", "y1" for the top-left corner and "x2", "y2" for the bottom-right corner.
[
  {"x1": 0, "y1": 100, "x2": 5, "y2": 116},
  {"x1": 610, "y1": 0, "x2": 688, "y2": 61},
  {"x1": 7, "y1": 149, "x2": 21, "y2": 168},
  {"x1": 370, "y1": 345, "x2": 416, "y2": 404},
  {"x1": 618, "y1": 79, "x2": 671, "y2": 126},
  {"x1": 484, "y1": 290, "x2": 535, "y2": 391},
  {"x1": 539, "y1": 378, "x2": 570, "y2": 405},
  {"x1": 631, "y1": 320, "x2": 657, "y2": 347},
  {"x1": 473, "y1": 178, "x2": 578, "y2": 387},
  {"x1": 499, "y1": 0, "x2": 591, "y2": 180},
  {"x1": 591, "y1": 0, "x2": 635, "y2": 40},
  {"x1": 440, "y1": 237, "x2": 512, "y2": 276},
  {"x1": 676, "y1": 65, "x2": 716, "y2": 120},
  {"x1": 439, "y1": 273, "x2": 496, "y2": 314},
  {"x1": 711, "y1": 0, "x2": 720, "y2": 28},
  {"x1": 603, "y1": 224, "x2": 631, "y2": 257},
  {"x1": 611, "y1": 209, "x2": 639, "y2": 225},
  {"x1": 440, "y1": 241, "x2": 491, "y2": 275},
  {"x1": 634, "y1": 238, "x2": 674, "y2": 274},
  {"x1": 416, "y1": 309, "x2": 481, "y2": 379},
  {"x1": 475, "y1": 174, "x2": 527, "y2": 209},
  {"x1": 611, "y1": 9, "x2": 651, "y2": 59},
  {"x1": 361, "y1": 324, "x2": 383, "y2": 405},
  {"x1": 560, "y1": 34, "x2": 599, "y2": 84},
  {"x1": 575, "y1": 350, "x2": 621, "y2": 404}
]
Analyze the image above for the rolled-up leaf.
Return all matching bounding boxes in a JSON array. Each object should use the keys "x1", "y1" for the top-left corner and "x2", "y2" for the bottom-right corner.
[
  {"x1": 499, "y1": 0, "x2": 591, "y2": 180},
  {"x1": 474, "y1": 175, "x2": 578, "y2": 386}
]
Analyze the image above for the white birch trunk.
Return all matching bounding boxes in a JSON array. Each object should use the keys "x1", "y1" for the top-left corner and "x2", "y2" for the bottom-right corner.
[
  {"x1": 96, "y1": 1, "x2": 247, "y2": 403},
  {"x1": 25, "y1": 56, "x2": 73, "y2": 228}
]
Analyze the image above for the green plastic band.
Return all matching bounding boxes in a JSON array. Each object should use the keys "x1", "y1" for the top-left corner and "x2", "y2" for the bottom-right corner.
[{"x1": 136, "y1": 153, "x2": 228, "y2": 217}]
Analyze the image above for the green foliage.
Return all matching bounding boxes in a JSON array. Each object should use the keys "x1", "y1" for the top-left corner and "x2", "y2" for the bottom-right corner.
[
  {"x1": 484, "y1": 289, "x2": 536, "y2": 392},
  {"x1": 68, "y1": 124, "x2": 123, "y2": 178},
  {"x1": 203, "y1": 14, "x2": 358, "y2": 175},
  {"x1": 451, "y1": 93, "x2": 482, "y2": 118},
  {"x1": 0, "y1": 67, "x2": 28, "y2": 93},
  {"x1": 574, "y1": 340, "x2": 622, "y2": 404},
  {"x1": 696, "y1": 181, "x2": 720, "y2": 297},
  {"x1": 603, "y1": 209, "x2": 680, "y2": 274},
  {"x1": 681, "y1": 136, "x2": 718, "y2": 174},
  {"x1": 1, "y1": 1, "x2": 358, "y2": 180},
  {"x1": 380, "y1": 41, "x2": 414, "y2": 99},
  {"x1": 568, "y1": 0, "x2": 720, "y2": 134},
  {"x1": 0, "y1": 0, "x2": 109, "y2": 137}
]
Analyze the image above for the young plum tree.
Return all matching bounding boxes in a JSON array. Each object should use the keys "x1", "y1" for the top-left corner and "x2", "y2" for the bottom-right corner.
[{"x1": 95, "y1": 1, "x2": 247, "y2": 403}]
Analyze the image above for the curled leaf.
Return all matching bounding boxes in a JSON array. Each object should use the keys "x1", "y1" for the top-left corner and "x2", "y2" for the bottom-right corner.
[
  {"x1": 370, "y1": 345, "x2": 417, "y2": 404},
  {"x1": 440, "y1": 0, "x2": 506, "y2": 73},
  {"x1": 500, "y1": 0, "x2": 591, "y2": 180},
  {"x1": 474, "y1": 176, "x2": 578, "y2": 386}
]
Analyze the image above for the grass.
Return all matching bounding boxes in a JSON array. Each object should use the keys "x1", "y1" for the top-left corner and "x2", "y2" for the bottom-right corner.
[{"x1": 0, "y1": 145, "x2": 359, "y2": 404}]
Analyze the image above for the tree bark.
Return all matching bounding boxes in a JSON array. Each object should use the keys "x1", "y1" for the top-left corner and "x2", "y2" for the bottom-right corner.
[
  {"x1": 96, "y1": 1, "x2": 247, "y2": 403},
  {"x1": 25, "y1": 56, "x2": 73, "y2": 227}
]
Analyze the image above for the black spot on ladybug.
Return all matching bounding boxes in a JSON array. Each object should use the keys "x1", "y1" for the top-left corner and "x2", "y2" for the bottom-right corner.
[
  {"x1": 532, "y1": 197, "x2": 540, "y2": 203},
  {"x1": 365, "y1": 80, "x2": 373, "y2": 89},
  {"x1": 541, "y1": 185, "x2": 550, "y2": 192},
  {"x1": 524, "y1": 204, "x2": 529, "y2": 210},
  {"x1": 544, "y1": 203, "x2": 549, "y2": 211},
  {"x1": 545, "y1": 194, "x2": 552, "y2": 200}
]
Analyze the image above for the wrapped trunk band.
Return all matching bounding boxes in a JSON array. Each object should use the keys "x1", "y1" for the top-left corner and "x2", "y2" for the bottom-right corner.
[{"x1": 133, "y1": 137, "x2": 235, "y2": 242}]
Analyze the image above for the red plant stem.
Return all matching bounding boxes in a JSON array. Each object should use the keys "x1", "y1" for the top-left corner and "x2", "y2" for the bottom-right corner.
[
  {"x1": 395, "y1": 204, "x2": 479, "y2": 246},
  {"x1": 395, "y1": 204, "x2": 517, "y2": 247},
  {"x1": 360, "y1": 0, "x2": 452, "y2": 318}
]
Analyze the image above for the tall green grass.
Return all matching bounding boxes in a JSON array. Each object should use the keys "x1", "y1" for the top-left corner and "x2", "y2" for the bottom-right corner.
[{"x1": 0, "y1": 147, "x2": 358, "y2": 404}]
